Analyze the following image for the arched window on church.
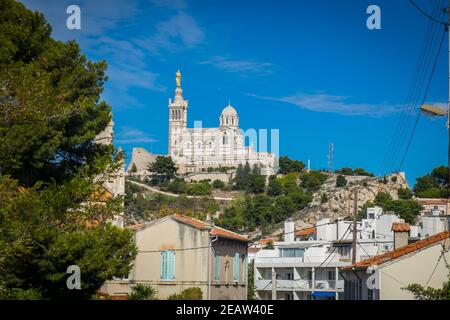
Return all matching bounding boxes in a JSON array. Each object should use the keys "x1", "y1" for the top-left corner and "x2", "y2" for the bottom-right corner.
[
  {"x1": 223, "y1": 132, "x2": 228, "y2": 145},
  {"x1": 232, "y1": 117, "x2": 234, "y2": 125},
  {"x1": 226, "y1": 117, "x2": 229, "y2": 125},
  {"x1": 209, "y1": 141, "x2": 212, "y2": 148},
  {"x1": 174, "y1": 140, "x2": 177, "y2": 146}
]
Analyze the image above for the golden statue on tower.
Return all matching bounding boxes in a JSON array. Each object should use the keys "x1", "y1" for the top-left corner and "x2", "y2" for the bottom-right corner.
[{"x1": 176, "y1": 70, "x2": 181, "y2": 87}]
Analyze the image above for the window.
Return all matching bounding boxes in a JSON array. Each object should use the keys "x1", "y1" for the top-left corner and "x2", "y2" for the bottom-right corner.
[
  {"x1": 233, "y1": 253, "x2": 239, "y2": 282},
  {"x1": 280, "y1": 248, "x2": 304, "y2": 258},
  {"x1": 215, "y1": 252, "x2": 220, "y2": 282},
  {"x1": 161, "y1": 250, "x2": 175, "y2": 280},
  {"x1": 328, "y1": 270, "x2": 335, "y2": 280}
]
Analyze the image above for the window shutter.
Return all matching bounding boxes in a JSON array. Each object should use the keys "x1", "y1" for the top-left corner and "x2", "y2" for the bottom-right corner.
[
  {"x1": 160, "y1": 251, "x2": 166, "y2": 279},
  {"x1": 215, "y1": 253, "x2": 220, "y2": 281},
  {"x1": 170, "y1": 251, "x2": 176, "y2": 279},
  {"x1": 233, "y1": 253, "x2": 239, "y2": 282}
]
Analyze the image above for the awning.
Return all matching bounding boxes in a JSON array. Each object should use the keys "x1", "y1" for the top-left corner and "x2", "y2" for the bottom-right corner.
[{"x1": 311, "y1": 291, "x2": 335, "y2": 297}]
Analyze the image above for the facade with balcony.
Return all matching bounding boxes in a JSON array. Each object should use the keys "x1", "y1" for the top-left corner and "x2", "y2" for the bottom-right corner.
[{"x1": 254, "y1": 208, "x2": 407, "y2": 300}]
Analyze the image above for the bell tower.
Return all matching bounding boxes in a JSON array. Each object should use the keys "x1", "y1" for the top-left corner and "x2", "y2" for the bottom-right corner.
[{"x1": 168, "y1": 70, "x2": 188, "y2": 157}]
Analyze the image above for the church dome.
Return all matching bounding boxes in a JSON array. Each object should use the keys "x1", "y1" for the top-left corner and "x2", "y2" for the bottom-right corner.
[
  {"x1": 220, "y1": 102, "x2": 239, "y2": 127},
  {"x1": 221, "y1": 104, "x2": 238, "y2": 116}
]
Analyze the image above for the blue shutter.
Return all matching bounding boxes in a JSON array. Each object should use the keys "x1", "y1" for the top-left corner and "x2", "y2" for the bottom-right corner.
[
  {"x1": 169, "y1": 251, "x2": 176, "y2": 280},
  {"x1": 215, "y1": 252, "x2": 220, "y2": 281},
  {"x1": 160, "y1": 251, "x2": 166, "y2": 279},
  {"x1": 233, "y1": 253, "x2": 239, "y2": 282}
]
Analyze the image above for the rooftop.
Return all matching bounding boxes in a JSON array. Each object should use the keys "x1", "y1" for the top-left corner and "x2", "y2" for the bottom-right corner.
[
  {"x1": 391, "y1": 222, "x2": 411, "y2": 232},
  {"x1": 341, "y1": 231, "x2": 450, "y2": 271},
  {"x1": 128, "y1": 214, "x2": 250, "y2": 242}
]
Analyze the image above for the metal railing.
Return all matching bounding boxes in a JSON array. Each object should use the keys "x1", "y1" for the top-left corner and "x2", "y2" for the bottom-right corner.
[{"x1": 255, "y1": 279, "x2": 344, "y2": 291}]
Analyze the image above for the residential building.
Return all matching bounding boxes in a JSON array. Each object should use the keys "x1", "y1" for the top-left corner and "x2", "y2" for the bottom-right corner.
[
  {"x1": 340, "y1": 230, "x2": 450, "y2": 300},
  {"x1": 254, "y1": 208, "x2": 407, "y2": 300},
  {"x1": 417, "y1": 198, "x2": 449, "y2": 217},
  {"x1": 101, "y1": 214, "x2": 250, "y2": 300}
]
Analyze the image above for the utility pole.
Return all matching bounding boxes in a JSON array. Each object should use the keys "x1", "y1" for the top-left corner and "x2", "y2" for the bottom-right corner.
[
  {"x1": 447, "y1": 3, "x2": 450, "y2": 199},
  {"x1": 271, "y1": 268, "x2": 277, "y2": 300},
  {"x1": 352, "y1": 188, "x2": 358, "y2": 265}
]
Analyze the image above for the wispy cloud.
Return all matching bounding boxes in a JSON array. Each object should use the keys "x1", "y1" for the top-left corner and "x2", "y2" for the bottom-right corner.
[
  {"x1": 200, "y1": 56, "x2": 273, "y2": 75},
  {"x1": 248, "y1": 92, "x2": 401, "y2": 117},
  {"x1": 133, "y1": 12, "x2": 204, "y2": 55},
  {"x1": 115, "y1": 127, "x2": 158, "y2": 144}
]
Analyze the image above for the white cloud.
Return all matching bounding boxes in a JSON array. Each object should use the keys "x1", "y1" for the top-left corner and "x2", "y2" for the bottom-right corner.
[
  {"x1": 248, "y1": 92, "x2": 401, "y2": 117},
  {"x1": 200, "y1": 56, "x2": 273, "y2": 75},
  {"x1": 133, "y1": 12, "x2": 204, "y2": 55},
  {"x1": 115, "y1": 126, "x2": 158, "y2": 144}
]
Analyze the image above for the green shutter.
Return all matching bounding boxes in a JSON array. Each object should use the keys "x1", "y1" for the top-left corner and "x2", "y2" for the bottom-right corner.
[
  {"x1": 215, "y1": 252, "x2": 220, "y2": 281},
  {"x1": 169, "y1": 251, "x2": 176, "y2": 279},
  {"x1": 160, "y1": 251, "x2": 166, "y2": 279},
  {"x1": 233, "y1": 253, "x2": 239, "y2": 282}
]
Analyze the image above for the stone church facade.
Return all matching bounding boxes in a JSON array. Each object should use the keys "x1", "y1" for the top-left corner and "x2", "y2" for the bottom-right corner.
[{"x1": 167, "y1": 70, "x2": 276, "y2": 175}]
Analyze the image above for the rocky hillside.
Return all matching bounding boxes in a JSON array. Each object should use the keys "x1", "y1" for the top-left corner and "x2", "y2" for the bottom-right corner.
[{"x1": 262, "y1": 172, "x2": 409, "y2": 237}]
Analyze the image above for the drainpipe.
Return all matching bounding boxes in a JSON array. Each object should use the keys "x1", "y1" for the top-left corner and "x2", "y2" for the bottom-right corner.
[{"x1": 208, "y1": 233, "x2": 218, "y2": 300}]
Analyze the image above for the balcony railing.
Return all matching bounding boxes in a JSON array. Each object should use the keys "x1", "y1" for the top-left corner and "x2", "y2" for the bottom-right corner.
[
  {"x1": 254, "y1": 254, "x2": 341, "y2": 265},
  {"x1": 255, "y1": 279, "x2": 344, "y2": 292}
]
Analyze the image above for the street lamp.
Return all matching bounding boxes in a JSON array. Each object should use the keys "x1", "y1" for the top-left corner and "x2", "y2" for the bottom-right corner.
[{"x1": 419, "y1": 104, "x2": 448, "y2": 117}]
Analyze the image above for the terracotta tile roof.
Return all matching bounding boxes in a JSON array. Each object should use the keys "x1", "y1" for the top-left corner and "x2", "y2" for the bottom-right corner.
[
  {"x1": 126, "y1": 223, "x2": 145, "y2": 231},
  {"x1": 341, "y1": 231, "x2": 450, "y2": 271},
  {"x1": 391, "y1": 222, "x2": 410, "y2": 232},
  {"x1": 259, "y1": 237, "x2": 277, "y2": 245},
  {"x1": 417, "y1": 198, "x2": 449, "y2": 205},
  {"x1": 173, "y1": 214, "x2": 251, "y2": 242},
  {"x1": 295, "y1": 227, "x2": 316, "y2": 238}
]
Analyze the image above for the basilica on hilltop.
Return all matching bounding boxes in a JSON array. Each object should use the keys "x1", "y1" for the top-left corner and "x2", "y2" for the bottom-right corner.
[{"x1": 166, "y1": 70, "x2": 276, "y2": 175}]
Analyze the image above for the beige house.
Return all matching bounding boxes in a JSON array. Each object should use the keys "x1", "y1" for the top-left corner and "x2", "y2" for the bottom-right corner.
[
  {"x1": 340, "y1": 230, "x2": 450, "y2": 300},
  {"x1": 102, "y1": 214, "x2": 250, "y2": 300}
]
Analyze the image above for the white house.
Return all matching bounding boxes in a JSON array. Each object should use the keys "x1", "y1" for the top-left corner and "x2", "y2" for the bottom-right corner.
[{"x1": 253, "y1": 207, "x2": 411, "y2": 300}]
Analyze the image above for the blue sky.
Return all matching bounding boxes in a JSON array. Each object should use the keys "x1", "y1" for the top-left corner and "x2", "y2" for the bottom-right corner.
[{"x1": 21, "y1": 0, "x2": 449, "y2": 185}]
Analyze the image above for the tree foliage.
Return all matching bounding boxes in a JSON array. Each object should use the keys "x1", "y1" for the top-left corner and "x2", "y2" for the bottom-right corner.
[
  {"x1": 406, "y1": 269, "x2": 450, "y2": 300},
  {"x1": 129, "y1": 284, "x2": 158, "y2": 300},
  {"x1": 413, "y1": 166, "x2": 449, "y2": 198},
  {"x1": 336, "y1": 174, "x2": 347, "y2": 187},
  {"x1": 168, "y1": 287, "x2": 203, "y2": 300},
  {"x1": 278, "y1": 156, "x2": 305, "y2": 174},
  {"x1": 0, "y1": 0, "x2": 137, "y2": 299},
  {"x1": 148, "y1": 156, "x2": 177, "y2": 182}
]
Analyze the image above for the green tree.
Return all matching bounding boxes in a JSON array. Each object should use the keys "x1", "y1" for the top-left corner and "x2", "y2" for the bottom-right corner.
[
  {"x1": 247, "y1": 260, "x2": 255, "y2": 300},
  {"x1": 336, "y1": 174, "x2": 347, "y2": 187},
  {"x1": 300, "y1": 171, "x2": 328, "y2": 192},
  {"x1": 0, "y1": 0, "x2": 137, "y2": 299},
  {"x1": 398, "y1": 187, "x2": 413, "y2": 200},
  {"x1": 278, "y1": 156, "x2": 305, "y2": 174},
  {"x1": 406, "y1": 269, "x2": 450, "y2": 300},
  {"x1": 267, "y1": 175, "x2": 283, "y2": 197},
  {"x1": 247, "y1": 174, "x2": 266, "y2": 194},
  {"x1": 129, "y1": 163, "x2": 138, "y2": 173},
  {"x1": 212, "y1": 179, "x2": 225, "y2": 189},
  {"x1": 148, "y1": 156, "x2": 177, "y2": 182},
  {"x1": 168, "y1": 287, "x2": 203, "y2": 300},
  {"x1": 129, "y1": 284, "x2": 158, "y2": 300}
]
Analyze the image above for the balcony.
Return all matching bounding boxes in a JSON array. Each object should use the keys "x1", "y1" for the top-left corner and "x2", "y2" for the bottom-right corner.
[
  {"x1": 255, "y1": 279, "x2": 344, "y2": 292},
  {"x1": 254, "y1": 254, "x2": 342, "y2": 267}
]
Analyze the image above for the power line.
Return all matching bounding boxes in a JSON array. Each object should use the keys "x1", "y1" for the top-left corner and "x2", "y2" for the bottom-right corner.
[
  {"x1": 397, "y1": 27, "x2": 447, "y2": 172},
  {"x1": 408, "y1": 0, "x2": 447, "y2": 25},
  {"x1": 380, "y1": 0, "x2": 445, "y2": 175}
]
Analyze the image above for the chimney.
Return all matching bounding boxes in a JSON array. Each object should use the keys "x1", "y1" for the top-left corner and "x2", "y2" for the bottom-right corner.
[
  {"x1": 284, "y1": 219, "x2": 295, "y2": 242},
  {"x1": 391, "y1": 222, "x2": 410, "y2": 249},
  {"x1": 205, "y1": 212, "x2": 214, "y2": 229}
]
